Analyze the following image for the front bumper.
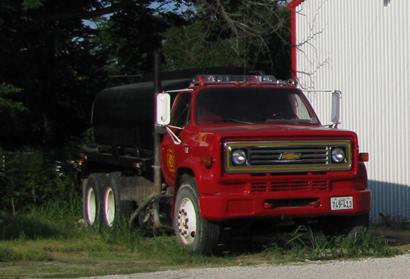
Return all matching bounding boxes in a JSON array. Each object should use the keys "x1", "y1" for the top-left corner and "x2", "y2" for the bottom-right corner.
[{"x1": 199, "y1": 189, "x2": 370, "y2": 221}]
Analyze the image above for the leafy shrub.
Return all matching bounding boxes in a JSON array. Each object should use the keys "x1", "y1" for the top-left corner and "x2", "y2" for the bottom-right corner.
[{"x1": 0, "y1": 146, "x2": 80, "y2": 215}]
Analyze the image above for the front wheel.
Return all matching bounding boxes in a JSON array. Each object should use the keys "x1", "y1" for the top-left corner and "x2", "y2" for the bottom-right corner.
[
  {"x1": 346, "y1": 213, "x2": 369, "y2": 238},
  {"x1": 321, "y1": 213, "x2": 369, "y2": 237},
  {"x1": 174, "y1": 175, "x2": 220, "y2": 254}
]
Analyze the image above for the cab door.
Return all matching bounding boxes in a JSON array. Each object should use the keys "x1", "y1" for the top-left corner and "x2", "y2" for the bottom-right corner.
[{"x1": 161, "y1": 92, "x2": 192, "y2": 187}]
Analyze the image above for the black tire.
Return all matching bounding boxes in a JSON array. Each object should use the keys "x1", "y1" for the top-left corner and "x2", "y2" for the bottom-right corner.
[
  {"x1": 346, "y1": 213, "x2": 369, "y2": 239},
  {"x1": 321, "y1": 213, "x2": 369, "y2": 237},
  {"x1": 82, "y1": 173, "x2": 106, "y2": 228},
  {"x1": 101, "y1": 172, "x2": 134, "y2": 228},
  {"x1": 174, "y1": 175, "x2": 220, "y2": 255}
]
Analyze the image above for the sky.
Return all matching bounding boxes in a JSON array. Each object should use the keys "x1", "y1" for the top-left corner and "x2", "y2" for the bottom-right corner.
[{"x1": 82, "y1": 1, "x2": 193, "y2": 29}]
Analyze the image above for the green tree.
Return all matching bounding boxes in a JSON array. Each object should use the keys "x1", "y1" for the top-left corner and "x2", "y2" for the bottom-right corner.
[
  {"x1": 0, "y1": 84, "x2": 25, "y2": 113},
  {"x1": 163, "y1": 20, "x2": 244, "y2": 70},
  {"x1": 0, "y1": 0, "x2": 109, "y2": 147},
  {"x1": 98, "y1": 0, "x2": 189, "y2": 80},
  {"x1": 163, "y1": 0, "x2": 291, "y2": 77}
]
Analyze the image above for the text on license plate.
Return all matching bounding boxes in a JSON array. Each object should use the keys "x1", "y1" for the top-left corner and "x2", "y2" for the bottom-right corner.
[{"x1": 331, "y1": 196, "x2": 353, "y2": 210}]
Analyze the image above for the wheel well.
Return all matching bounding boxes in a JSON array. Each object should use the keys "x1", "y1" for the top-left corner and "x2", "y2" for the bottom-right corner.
[{"x1": 176, "y1": 168, "x2": 195, "y2": 191}]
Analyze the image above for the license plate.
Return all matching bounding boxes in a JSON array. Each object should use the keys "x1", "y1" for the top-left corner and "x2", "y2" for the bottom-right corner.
[{"x1": 331, "y1": 196, "x2": 353, "y2": 210}]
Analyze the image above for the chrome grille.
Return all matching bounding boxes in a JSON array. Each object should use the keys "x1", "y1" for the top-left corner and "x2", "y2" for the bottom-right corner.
[
  {"x1": 248, "y1": 146, "x2": 329, "y2": 165},
  {"x1": 224, "y1": 140, "x2": 352, "y2": 173}
]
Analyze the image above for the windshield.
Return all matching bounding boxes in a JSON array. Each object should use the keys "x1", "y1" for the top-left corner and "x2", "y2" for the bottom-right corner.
[{"x1": 196, "y1": 88, "x2": 319, "y2": 125}]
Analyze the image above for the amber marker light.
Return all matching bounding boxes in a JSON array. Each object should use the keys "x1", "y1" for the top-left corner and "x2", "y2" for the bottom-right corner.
[
  {"x1": 359, "y1": 153, "x2": 369, "y2": 162},
  {"x1": 200, "y1": 155, "x2": 213, "y2": 168}
]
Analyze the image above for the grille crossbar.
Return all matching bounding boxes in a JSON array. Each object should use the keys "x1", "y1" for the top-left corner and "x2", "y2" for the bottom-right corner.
[
  {"x1": 248, "y1": 146, "x2": 329, "y2": 165},
  {"x1": 249, "y1": 146, "x2": 329, "y2": 165},
  {"x1": 251, "y1": 180, "x2": 330, "y2": 192}
]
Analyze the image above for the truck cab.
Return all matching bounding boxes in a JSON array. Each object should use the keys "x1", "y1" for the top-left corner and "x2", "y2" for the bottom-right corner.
[{"x1": 158, "y1": 75, "x2": 370, "y2": 252}]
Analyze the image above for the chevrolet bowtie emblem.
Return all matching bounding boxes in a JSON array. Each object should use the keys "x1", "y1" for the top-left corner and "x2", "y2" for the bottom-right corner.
[{"x1": 279, "y1": 152, "x2": 301, "y2": 160}]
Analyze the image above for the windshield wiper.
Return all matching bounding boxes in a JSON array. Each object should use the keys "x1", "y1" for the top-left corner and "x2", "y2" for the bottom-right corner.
[
  {"x1": 264, "y1": 118, "x2": 315, "y2": 124},
  {"x1": 224, "y1": 118, "x2": 255, "y2": 124}
]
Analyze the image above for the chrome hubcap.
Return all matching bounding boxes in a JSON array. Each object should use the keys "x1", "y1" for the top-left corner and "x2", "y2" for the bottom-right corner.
[
  {"x1": 177, "y1": 197, "x2": 197, "y2": 245},
  {"x1": 86, "y1": 187, "x2": 96, "y2": 225},
  {"x1": 104, "y1": 187, "x2": 115, "y2": 227}
]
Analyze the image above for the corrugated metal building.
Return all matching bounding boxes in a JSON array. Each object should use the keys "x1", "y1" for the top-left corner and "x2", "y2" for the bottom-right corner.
[{"x1": 289, "y1": 0, "x2": 410, "y2": 222}]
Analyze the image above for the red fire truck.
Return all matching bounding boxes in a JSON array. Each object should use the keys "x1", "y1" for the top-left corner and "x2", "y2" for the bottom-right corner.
[{"x1": 81, "y1": 72, "x2": 370, "y2": 254}]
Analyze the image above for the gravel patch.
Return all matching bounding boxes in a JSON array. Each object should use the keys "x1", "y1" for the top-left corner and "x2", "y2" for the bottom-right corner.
[{"x1": 81, "y1": 254, "x2": 410, "y2": 279}]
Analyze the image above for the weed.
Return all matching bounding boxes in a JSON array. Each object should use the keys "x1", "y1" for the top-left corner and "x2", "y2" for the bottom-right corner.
[
  {"x1": 0, "y1": 215, "x2": 62, "y2": 240},
  {"x1": 0, "y1": 247, "x2": 17, "y2": 261},
  {"x1": 0, "y1": 242, "x2": 49, "y2": 262},
  {"x1": 0, "y1": 199, "x2": 84, "y2": 241},
  {"x1": 334, "y1": 231, "x2": 398, "y2": 258},
  {"x1": 98, "y1": 221, "x2": 222, "y2": 266},
  {"x1": 261, "y1": 225, "x2": 400, "y2": 262}
]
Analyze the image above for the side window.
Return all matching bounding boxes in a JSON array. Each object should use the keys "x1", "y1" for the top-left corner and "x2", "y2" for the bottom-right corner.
[
  {"x1": 290, "y1": 93, "x2": 311, "y2": 120},
  {"x1": 171, "y1": 93, "x2": 191, "y2": 127}
]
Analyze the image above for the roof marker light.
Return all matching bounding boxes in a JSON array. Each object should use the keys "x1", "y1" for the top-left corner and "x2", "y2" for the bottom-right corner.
[{"x1": 194, "y1": 75, "x2": 279, "y2": 84}]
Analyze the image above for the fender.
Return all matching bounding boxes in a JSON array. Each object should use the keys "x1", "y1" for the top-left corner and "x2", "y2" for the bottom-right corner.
[{"x1": 175, "y1": 156, "x2": 217, "y2": 195}]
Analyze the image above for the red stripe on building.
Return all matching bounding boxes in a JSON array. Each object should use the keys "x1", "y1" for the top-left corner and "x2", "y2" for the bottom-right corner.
[{"x1": 288, "y1": 0, "x2": 305, "y2": 80}]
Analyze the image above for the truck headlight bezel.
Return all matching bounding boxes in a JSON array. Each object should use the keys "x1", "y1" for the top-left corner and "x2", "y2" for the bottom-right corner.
[
  {"x1": 331, "y1": 147, "x2": 346, "y2": 163},
  {"x1": 232, "y1": 149, "x2": 247, "y2": 166}
]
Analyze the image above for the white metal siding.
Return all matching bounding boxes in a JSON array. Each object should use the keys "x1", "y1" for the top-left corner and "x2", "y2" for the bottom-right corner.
[{"x1": 296, "y1": 0, "x2": 410, "y2": 222}]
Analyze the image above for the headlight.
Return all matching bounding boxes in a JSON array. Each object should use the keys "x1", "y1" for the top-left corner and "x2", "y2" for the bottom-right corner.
[
  {"x1": 232, "y1": 149, "x2": 247, "y2": 165},
  {"x1": 331, "y1": 147, "x2": 345, "y2": 163}
]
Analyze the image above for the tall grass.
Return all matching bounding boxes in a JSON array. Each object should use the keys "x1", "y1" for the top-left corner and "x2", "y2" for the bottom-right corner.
[
  {"x1": 0, "y1": 199, "x2": 401, "y2": 278},
  {"x1": 0, "y1": 202, "x2": 400, "y2": 262},
  {"x1": 0, "y1": 147, "x2": 81, "y2": 216},
  {"x1": 0, "y1": 201, "x2": 224, "y2": 267},
  {"x1": 262, "y1": 225, "x2": 399, "y2": 262},
  {"x1": 0, "y1": 199, "x2": 83, "y2": 241}
]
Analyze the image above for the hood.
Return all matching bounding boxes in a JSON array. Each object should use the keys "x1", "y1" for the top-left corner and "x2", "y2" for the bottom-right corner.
[{"x1": 199, "y1": 123, "x2": 357, "y2": 140}]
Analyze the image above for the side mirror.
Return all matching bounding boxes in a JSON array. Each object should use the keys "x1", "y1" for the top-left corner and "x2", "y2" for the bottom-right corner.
[
  {"x1": 331, "y1": 90, "x2": 341, "y2": 127},
  {"x1": 156, "y1": 92, "x2": 171, "y2": 126}
]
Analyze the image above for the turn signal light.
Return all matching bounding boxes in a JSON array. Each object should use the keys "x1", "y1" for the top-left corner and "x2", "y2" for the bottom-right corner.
[{"x1": 359, "y1": 152, "x2": 369, "y2": 162}]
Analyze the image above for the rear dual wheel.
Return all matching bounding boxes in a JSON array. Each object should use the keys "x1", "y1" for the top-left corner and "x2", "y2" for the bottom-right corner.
[
  {"x1": 83, "y1": 174, "x2": 106, "y2": 228},
  {"x1": 101, "y1": 173, "x2": 134, "y2": 228},
  {"x1": 83, "y1": 172, "x2": 134, "y2": 229},
  {"x1": 102, "y1": 185, "x2": 117, "y2": 227},
  {"x1": 86, "y1": 186, "x2": 97, "y2": 225}
]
